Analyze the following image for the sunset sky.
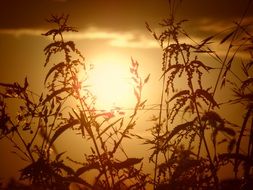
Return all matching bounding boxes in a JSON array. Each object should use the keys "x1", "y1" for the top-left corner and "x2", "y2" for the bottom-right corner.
[
  {"x1": 1, "y1": 0, "x2": 253, "y2": 186},
  {"x1": 0, "y1": 0, "x2": 252, "y2": 79},
  {"x1": 0, "y1": 0, "x2": 252, "y2": 107}
]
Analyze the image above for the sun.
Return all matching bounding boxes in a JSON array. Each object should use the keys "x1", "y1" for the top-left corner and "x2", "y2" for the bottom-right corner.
[{"x1": 87, "y1": 55, "x2": 135, "y2": 110}]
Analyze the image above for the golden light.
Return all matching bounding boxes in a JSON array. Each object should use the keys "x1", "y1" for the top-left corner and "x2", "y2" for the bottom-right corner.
[{"x1": 87, "y1": 54, "x2": 135, "y2": 110}]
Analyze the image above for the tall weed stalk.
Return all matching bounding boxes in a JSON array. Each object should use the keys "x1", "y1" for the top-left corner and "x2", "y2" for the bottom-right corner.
[
  {"x1": 0, "y1": 15, "x2": 149, "y2": 190},
  {"x1": 144, "y1": 0, "x2": 253, "y2": 189},
  {"x1": 0, "y1": 1, "x2": 253, "y2": 190}
]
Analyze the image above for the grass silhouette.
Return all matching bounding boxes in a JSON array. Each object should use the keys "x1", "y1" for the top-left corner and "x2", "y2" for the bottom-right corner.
[{"x1": 1, "y1": 1, "x2": 253, "y2": 189}]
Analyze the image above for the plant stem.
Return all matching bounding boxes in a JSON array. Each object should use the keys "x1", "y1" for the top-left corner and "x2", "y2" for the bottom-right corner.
[
  {"x1": 153, "y1": 56, "x2": 168, "y2": 190},
  {"x1": 235, "y1": 106, "x2": 252, "y2": 178},
  {"x1": 14, "y1": 124, "x2": 35, "y2": 162}
]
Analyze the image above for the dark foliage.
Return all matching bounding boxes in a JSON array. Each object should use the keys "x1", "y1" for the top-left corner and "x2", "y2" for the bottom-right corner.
[
  {"x1": 144, "y1": 0, "x2": 253, "y2": 189},
  {"x1": 0, "y1": 15, "x2": 148, "y2": 190},
  {"x1": 1, "y1": 1, "x2": 253, "y2": 189}
]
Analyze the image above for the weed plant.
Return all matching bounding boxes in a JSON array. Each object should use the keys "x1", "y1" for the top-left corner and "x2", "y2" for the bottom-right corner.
[
  {"x1": 0, "y1": 1, "x2": 253, "y2": 190},
  {"x1": 144, "y1": 1, "x2": 253, "y2": 189},
  {"x1": 0, "y1": 15, "x2": 148, "y2": 190}
]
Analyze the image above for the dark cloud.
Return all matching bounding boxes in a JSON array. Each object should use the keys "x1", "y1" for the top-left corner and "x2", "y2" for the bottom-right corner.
[
  {"x1": 0, "y1": 0, "x2": 169, "y2": 31},
  {"x1": 178, "y1": 0, "x2": 253, "y2": 20},
  {"x1": 0, "y1": 0, "x2": 252, "y2": 32}
]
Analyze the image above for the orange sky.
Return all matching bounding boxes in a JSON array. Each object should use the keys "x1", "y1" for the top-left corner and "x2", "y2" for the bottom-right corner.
[{"x1": 0, "y1": 0, "x2": 252, "y2": 103}]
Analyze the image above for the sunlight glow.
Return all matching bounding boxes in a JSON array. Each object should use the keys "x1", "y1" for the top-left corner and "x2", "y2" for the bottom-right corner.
[{"x1": 87, "y1": 54, "x2": 135, "y2": 110}]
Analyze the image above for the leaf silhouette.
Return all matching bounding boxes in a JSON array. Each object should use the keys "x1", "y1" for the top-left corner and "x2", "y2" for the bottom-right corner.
[
  {"x1": 220, "y1": 30, "x2": 235, "y2": 44},
  {"x1": 98, "y1": 118, "x2": 123, "y2": 139},
  {"x1": 55, "y1": 151, "x2": 66, "y2": 161},
  {"x1": 164, "y1": 120, "x2": 195, "y2": 144},
  {"x1": 145, "y1": 22, "x2": 152, "y2": 33},
  {"x1": 79, "y1": 110, "x2": 88, "y2": 137},
  {"x1": 0, "y1": 82, "x2": 16, "y2": 88},
  {"x1": 144, "y1": 74, "x2": 150, "y2": 84},
  {"x1": 221, "y1": 55, "x2": 235, "y2": 88},
  {"x1": 197, "y1": 35, "x2": 215, "y2": 49},
  {"x1": 227, "y1": 138, "x2": 236, "y2": 153},
  {"x1": 65, "y1": 41, "x2": 76, "y2": 52},
  {"x1": 24, "y1": 77, "x2": 29, "y2": 90},
  {"x1": 138, "y1": 99, "x2": 147, "y2": 108},
  {"x1": 169, "y1": 90, "x2": 190, "y2": 102},
  {"x1": 113, "y1": 158, "x2": 143, "y2": 170},
  {"x1": 44, "y1": 62, "x2": 65, "y2": 84},
  {"x1": 43, "y1": 41, "x2": 62, "y2": 66},
  {"x1": 220, "y1": 127, "x2": 236, "y2": 136},
  {"x1": 195, "y1": 89, "x2": 219, "y2": 108},
  {"x1": 43, "y1": 87, "x2": 72, "y2": 104},
  {"x1": 202, "y1": 111, "x2": 224, "y2": 124},
  {"x1": 241, "y1": 77, "x2": 253, "y2": 92},
  {"x1": 57, "y1": 162, "x2": 75, "y2": 175},
  {"x1": 189, "y1": 60, "x2": 213, "y2": 71},
  {"x1": 75, "y1": 163, "x2": 100, "y2": 176},
  {"x1": 172, "y1": 159, "x2": 200, "y2": 179},
  {"x1": 134, "y1": 88, "x2": 140, "y2": 101},
  {"x1": 43, "y1": 29, "x2": 60, "y2": 39},
  {"x1": 49, "y1": 119, "x2": 79, "y2": 147},
  {"x1": 160, "y1": 64, "x2": 184, "y2": 79}
]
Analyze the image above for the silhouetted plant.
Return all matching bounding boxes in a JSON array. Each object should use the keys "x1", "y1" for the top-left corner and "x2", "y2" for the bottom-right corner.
[
  {"x1": 1, "y1": 1, "x2": 253, "y2": 190},
  {"x1": 0, "y1": 14, "x2": 149, "y2": 190},
  {"x1": 144, "y1": 0, "x2": 253, "y2": 189}
]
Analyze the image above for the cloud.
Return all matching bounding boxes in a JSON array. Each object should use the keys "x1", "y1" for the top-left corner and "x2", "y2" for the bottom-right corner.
[
  {"x1": 83, "y1": 28, "x2": 158, "y2": 48},
  {"x1": 0, "y1": 27, "x2": 158, "y2": 49},
  {"x1": 0, "y1": 28, "x2": 44, "y2": 37},
  {"x1": 1, "y1": 20, "x2": 251, "y2": 55},
  {"x1": 196, "y1": 16, "x2": 253, "y2": 33}
]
